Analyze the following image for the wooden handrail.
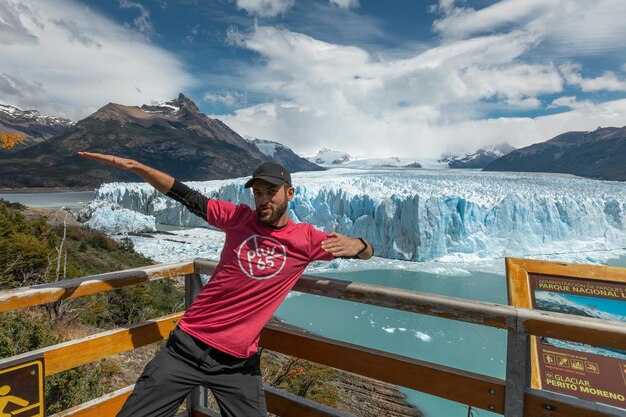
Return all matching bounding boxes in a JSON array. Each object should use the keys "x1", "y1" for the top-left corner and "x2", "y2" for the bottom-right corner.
[
  {"x1": 0, "y1": 261, "x2": 195, "y2": 312},
  {"x1": 260, "y1": 325, "x2": 505, "y2": 413},
  {"x1": 1, "y1": 258, "x2": 622, "y2": 349},
  {"x1": 50, "y1": 386, "x2": 134, "y2": 417},
  {"x1": 0, "y1": 313, "x2": 183, "y2": 376}
]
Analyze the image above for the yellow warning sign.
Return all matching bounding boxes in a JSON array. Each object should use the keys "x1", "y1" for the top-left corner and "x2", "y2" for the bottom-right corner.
[{"x1": 0, "y1": 355, "x2": 44, "y2": 417}]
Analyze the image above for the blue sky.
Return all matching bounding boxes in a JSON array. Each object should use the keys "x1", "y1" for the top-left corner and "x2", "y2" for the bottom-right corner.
[{"x1": 2, "y1": 0, "x2": 626, "y2": 158}]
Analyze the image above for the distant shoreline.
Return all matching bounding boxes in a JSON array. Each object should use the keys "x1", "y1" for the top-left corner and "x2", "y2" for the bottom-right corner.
[{"x1": 0, "y1": 187, "x2": 95, "y2": 193}]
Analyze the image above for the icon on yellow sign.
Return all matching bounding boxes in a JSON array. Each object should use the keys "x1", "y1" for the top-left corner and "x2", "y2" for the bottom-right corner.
[
  {"x1": 0, "y1": 385, "x2": 29, "y2": 416},
  {"x1": 585, "y1": 362, "x2": 599, "y2": 374},
  {"x1": 543, "y1": 354, "x2": 555, "y2": 365},
  {"x1": 571, "y1": 360, "x2": 584, "y2": 371},
  {"x1": 556, "y1": 355, "x2": 569, "y2": 368},
  {"x1": 0, "y1": 356, "x2": 44, "y2": 417}
]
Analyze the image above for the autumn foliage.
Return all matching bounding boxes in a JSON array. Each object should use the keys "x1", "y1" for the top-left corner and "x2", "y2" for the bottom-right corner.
[{"x1": 0, "y1": 133, "x2": 25, "y2": 149}]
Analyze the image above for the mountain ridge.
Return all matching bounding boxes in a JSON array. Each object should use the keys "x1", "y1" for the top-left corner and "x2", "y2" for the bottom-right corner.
[
  {"x1": 0, "y1": 103, "x2": 74, "y2": 150},
  {"x1": 439, "y1": 143, "x2": 516, "y2": 169},
  {"x1": 483, "y1": 126, "x2": 626, "y2": 180},
  {"x1": 0, "y1": 94, "x2": 321, "y2": 189}
]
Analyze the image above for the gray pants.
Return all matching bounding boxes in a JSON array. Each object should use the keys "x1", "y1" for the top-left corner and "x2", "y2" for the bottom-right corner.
[{"x1": 117, "y1": 327, "x2": 267, "y2": 417}]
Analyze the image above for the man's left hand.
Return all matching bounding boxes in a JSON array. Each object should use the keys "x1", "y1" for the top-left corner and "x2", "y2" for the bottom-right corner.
[{"x1": 321, "y1": 232, "x2": 372, "y2": 259}]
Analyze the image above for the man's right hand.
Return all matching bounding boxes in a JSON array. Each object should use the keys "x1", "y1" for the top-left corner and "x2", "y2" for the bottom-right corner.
[
  {"x1": 78, "y1": 151, "x2": 175, "y2": 194},
  {"x1": 78, "y1": 152, "x2": 136, "y2": 170}
]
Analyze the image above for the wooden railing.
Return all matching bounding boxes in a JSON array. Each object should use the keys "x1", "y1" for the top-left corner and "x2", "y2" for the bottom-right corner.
[{"x1": 0, "y1": 258, "x2": 625, "y2": 417}]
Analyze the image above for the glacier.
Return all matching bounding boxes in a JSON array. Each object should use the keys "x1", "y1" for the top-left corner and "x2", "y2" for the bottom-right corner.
[
  {"x1": 81, "y1": 201, "x2": 156, "y2": 234},
  {"x1": 88, "y1": 168, "x2": 626, "y2": 263}
]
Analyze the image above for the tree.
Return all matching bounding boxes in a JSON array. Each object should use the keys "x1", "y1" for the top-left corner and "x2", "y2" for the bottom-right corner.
[{"x1": 0, "y1": 133, "x2": 25, "y2": 149}]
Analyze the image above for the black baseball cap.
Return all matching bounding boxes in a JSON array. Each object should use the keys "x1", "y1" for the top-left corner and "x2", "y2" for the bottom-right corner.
[{"x1": 244, "y1": 162, "x2": 292, "y2": 188}]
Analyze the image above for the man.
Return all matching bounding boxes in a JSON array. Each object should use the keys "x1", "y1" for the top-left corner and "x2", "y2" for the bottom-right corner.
[{"x1": 78, "y1": 152, "x2": 373, "y2": 417}]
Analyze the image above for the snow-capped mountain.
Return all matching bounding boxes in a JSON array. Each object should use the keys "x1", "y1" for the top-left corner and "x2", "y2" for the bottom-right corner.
[
  {"x1": 0, "y1": 103, "x2": 74, "y2": 149},
  {"x1": 140, "y1": 97, "x2": 186, "y2": 117},
  {"x1": 307, "y1": 148, "x2": 352, "y2": 165},
  {"x1": 0, "y1": 94, "x2": 322, "y2": 188},
  {"x1": 308, "y1": 150, "x2": 423, "y2": 169},
  {"x1": 440, "y1": 143, "x2": 516, "y2": 169},
  {"x1": 245, "y1": 137, "x2": 324, "y2": 173},
  {"x1": 484, "y1": 126, "x2": 626, "y2": 181},
  {"x1": 340, "y1": 157, "x2": 422, "y2": 169},
  {"x1": 0, "y1": 103, "x2": 73, "y2": 128}
]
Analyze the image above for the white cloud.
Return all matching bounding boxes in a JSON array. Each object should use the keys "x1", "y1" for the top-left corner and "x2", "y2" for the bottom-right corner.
[
  {"x1": 119, "y1": 0, "x2": 155, "y2": 38},
  {"x1": 0, "y1": 72, "x2": 50, "y2": 110},
  {"x1": 203, "y1": 91, "x2": 246, "y2": 107},
  {"x1": 0, "y1": 1, "x2": 38, "y2": 44},
  {"x1": 50, "y1": 18, "x2": 102, "y2": 48},
  {"x1": 329, "y1": 0, "x2": 359, "y2": 9},
  {"x1": 225, "y1": 25, "x2": 246, "y2": 47},
  {"x1": 433, "y1": 0, "x2": 558, "y2": 40},
  {"x1": 0, "y1": 0, "x2": 193, "y2": 120},
  {"x1": 233, "y1": 0, "x2": 294, "y2": 18},
  {"x1": 213, "y1": 25, "x2": 575, "y2": 157},
  {"x1": 560, "y1": 63, "x2": 626, "y2": 92},
  {"x1": 543, "y1": 0, "x2": 626, "y2": 57},
  {"x1": 459, "y1": 64, "x2": 562, "y2": 107},
  {"x1": 433, "y1": 0, "x2": 626, "y2": 58},
  {"x1": 548, "y1": 96, "x2": 593, "y2": 110},
  {"x1": 442, "y1": 98, "x2": 626, "y2": 150},
  {"x1": 211, "y1": 2, "x2": 626, "y2": 158}
]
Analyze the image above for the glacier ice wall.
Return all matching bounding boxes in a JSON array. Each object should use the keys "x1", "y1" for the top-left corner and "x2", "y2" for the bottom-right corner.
[
  {"x1": 81, "y1": 201, "x2": 157, "y2": 234},
  {"x1": 92, "y1": 169, "x2": 626, "y2": 262}
]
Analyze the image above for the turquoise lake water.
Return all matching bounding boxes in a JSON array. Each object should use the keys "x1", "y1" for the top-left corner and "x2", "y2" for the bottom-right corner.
[
  {"x1": 275, "y1": 268, "x2": 508, "y2": 417},
  {"x1": 0, "y1": 191, "x2": 94, "y2": 210}
]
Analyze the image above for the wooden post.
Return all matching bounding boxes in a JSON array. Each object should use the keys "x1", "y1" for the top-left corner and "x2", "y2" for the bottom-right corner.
[
  {"x1": 504, "y1": 330, "x2": 529, "y2": 417},
  {"x1": 185, "y1": 273, "x2": 208, "y2": 414}
]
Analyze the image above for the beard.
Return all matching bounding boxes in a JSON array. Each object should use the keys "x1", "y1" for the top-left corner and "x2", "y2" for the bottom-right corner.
[{"x1": 256, "y1": 199, "x2": 289, "y2": 226}]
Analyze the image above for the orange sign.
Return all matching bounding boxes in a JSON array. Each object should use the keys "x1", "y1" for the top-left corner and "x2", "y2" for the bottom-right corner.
[
  {"x1": 529, "y1": 273, "x2": 626, "y2": 408},
  {"x1": 507, "y1": 258, "x2": 626, "y2": 409}
]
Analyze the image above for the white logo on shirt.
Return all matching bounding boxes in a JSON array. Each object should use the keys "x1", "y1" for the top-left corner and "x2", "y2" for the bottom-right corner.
[{"x1": 237, "y1": 235, "x2": 287, "y2": 280}]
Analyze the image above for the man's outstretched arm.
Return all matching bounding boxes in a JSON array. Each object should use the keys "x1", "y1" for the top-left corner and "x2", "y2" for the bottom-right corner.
[
  {"x1": 78, "y1": 152, "x2": 209, "y2": 219},
  {"x1": 78, "y1": 152, "x2": 175, "y2": 194},
  {"x1": 321, "y1": 232, "x2": 374, "y2": 260}
]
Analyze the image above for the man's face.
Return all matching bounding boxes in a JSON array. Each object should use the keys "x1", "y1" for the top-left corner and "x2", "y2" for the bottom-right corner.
[{"x1": 252, "y1": 179, "x2": 294, "y2": 226}]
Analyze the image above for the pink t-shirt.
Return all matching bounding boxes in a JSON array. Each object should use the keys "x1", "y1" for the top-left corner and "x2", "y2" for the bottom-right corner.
[{"x1": 178, "y1": 199, "x2": 333, "y2": 358}]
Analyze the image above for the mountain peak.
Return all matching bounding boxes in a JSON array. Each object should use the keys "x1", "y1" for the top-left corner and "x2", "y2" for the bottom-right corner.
[
  {"x1": 88, "y1": 102, "x2": 151, "y2": 123},
  {"x1": 175, "y1": 93, "x2": 199, "y2": 112},
  {"x1": 0, "y1": 103, "x2": 73, "y2": 127},
  {"x1": 140, "y1": 93, "x2": 200, "y2": 116},
  {"x1": 308, "y1": 148, "x2": 352, "y2": 165},
  {"x1": 439, "y1": 142, "x2": 517, "y2": 169}
]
